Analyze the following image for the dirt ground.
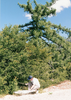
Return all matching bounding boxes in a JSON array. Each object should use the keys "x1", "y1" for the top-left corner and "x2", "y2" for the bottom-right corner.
[{"x1": 0, "y1": 80, "x2": 71, "y2": 100}]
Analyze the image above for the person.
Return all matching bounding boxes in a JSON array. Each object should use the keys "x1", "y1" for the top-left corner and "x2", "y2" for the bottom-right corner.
[{"x1": 25, "y1": 76, "x2": 40, "y2": 93}]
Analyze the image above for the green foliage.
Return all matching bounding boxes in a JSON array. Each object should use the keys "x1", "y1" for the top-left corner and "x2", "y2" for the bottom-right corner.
[
  {"x1": 19, "y1": 0, "x2": 71, "y2": 66},
  {"x1": 0, "y1": 0, "x2": 71, "y2": 94},
  {"x1": 0, "y1": 25, "x2": 28, "y2": 94},
  {"x1": 8, "y1": 78, "x2": 19, "y2": 94},
  {"x1": 0, "y1": 24, "x2": 70, "y2": 94},
  {"x1": 66, "y1": 63, "x2": 71, "y2": 80},
  {"x1": 0, "y1": 76, "x2": 7, "y2": 94},
  {"x1": 0, "y1": 25, "x2": 52, "y2": 94},
  {"x1": 18, "y1": 0, "x2": 71, "y2": 89}
]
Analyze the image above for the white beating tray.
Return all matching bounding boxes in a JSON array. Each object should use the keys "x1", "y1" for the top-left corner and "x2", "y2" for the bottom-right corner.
[{"x1": 14, "y1": 90, "x2": 36, "y2": 95}]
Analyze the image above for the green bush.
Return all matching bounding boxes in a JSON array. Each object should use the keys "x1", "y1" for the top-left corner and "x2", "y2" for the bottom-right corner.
[
  {"x1": 8, "y1": 78, "x2": 19, "y2": 94},
  {"x1": 0, "y1": 25, "x2": 71, "y2": 94},
  {"x1": 66, "y1": 63, "x2": 71, "y2": 80},
  {"x1": 0, "y1": 76, "x2": 6, "y2": 94}
]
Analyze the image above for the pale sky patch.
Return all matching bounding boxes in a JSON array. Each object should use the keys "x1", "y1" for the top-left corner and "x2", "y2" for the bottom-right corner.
[
  {"x1": 25, "y1": 13, "x2": 32, "y2": 19},
  {"x1": 51, "y1": 0, "x2": 71, "y2": 13}
]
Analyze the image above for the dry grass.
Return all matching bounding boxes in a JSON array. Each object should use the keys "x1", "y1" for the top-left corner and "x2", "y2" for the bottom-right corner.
[{"x1": 0, "y1": 94, "x2": 6, "y2": 98}]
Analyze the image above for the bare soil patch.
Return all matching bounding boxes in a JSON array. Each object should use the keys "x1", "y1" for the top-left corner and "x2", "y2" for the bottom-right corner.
[
  {"x1": 0, "y1": 80, "x2": 71, "y2": 100},
  {"x1": 44, "y1": 80, "x2": 71, "y2": 92}
]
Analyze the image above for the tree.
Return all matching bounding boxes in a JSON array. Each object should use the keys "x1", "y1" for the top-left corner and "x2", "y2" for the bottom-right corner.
[
  {"x1": 0, "y1": 25, "x2": 52, "y2": 93},
  {"x1": 18, "y1": 0, "x2": 71, "y2": 69},
  {"x1": 0, "y1": 25, "x2": 30, "y2": 93},
  {"x1": 0, "y1": 0, "x2": 71, "y2": 94}
]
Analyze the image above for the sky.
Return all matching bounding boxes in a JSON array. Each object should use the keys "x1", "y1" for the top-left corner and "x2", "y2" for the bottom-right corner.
[{"x1": 0, "y1": 0, "x2": 71, "y2": 38}]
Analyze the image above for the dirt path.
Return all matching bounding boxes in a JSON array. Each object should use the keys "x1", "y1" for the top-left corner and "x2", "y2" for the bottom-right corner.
[{"x1": 0, "y1": 80, "x2": 71, "y2": 100}]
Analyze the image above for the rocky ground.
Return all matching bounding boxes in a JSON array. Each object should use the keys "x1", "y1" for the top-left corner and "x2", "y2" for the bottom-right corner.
[{"x1": 0, "y1": 80, "x2": 71, "y2": 100}]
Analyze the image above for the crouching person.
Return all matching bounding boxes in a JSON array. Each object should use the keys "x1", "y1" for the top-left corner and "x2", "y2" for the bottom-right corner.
[{"x1": 26, "y1": 76, "x2": 40, "y2": 93}]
